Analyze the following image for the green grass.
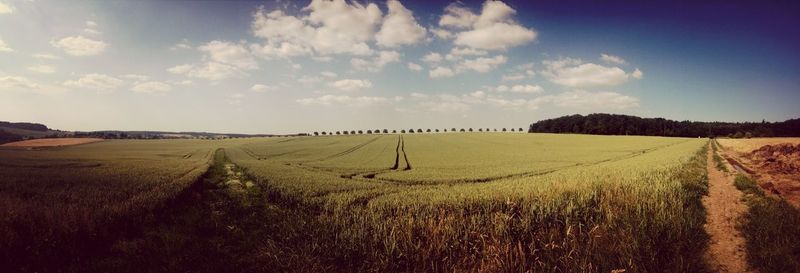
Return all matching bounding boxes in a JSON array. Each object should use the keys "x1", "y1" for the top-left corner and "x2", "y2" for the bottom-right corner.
[
  {"x1": 734, "y1": 175, "x2": 800, "y2": 273},
  {"x1": 710, "y1": 139, "x2": 729, "y2": 172}
]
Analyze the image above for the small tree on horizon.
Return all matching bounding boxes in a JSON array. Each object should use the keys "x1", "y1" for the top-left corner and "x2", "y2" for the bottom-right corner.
[
  {"x1": 314, "y1": 132, "x2": 319, "y2": 136},
  {"x1": 401, "y1": 129, "x2": 406, "y2": 133}
]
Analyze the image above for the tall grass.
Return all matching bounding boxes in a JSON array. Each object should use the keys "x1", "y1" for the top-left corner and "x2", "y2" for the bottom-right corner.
[{"x1": 734, "y1": 175, "x2": 800, "y2": 273}]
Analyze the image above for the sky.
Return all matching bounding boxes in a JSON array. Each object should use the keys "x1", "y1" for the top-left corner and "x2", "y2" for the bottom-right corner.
[{"x1": 0, "y1": 0, "x2": 798, "y2": 134}]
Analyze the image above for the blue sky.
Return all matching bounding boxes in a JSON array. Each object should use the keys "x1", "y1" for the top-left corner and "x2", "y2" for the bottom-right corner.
[{"x1": 0, "y1": 0, "x2": 798, "y2": 134}]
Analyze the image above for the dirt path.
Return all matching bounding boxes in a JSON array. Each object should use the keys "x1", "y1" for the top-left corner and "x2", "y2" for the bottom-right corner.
[{"x1": 703, "y1": 143, "x2": 752, "y2": 273}]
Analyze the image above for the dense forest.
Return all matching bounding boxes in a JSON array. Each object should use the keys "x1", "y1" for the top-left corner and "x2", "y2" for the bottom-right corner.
[
  {"x1": 528, "y1": 114, "x2": 800, "y2": 138},
  {"x1": 0, "y1": 121, "x2": 49, "y2": 132}
]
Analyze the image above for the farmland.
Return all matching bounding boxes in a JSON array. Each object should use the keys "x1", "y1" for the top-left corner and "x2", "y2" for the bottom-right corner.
[{"x1": 0, "y1": 133, "x2": 714, "y2": 272}]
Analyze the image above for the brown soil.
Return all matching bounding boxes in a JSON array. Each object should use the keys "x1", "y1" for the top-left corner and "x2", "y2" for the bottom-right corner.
[
  {"x1": 743, "y1": 143, "x2": 800, "y2": 207},
  {"x1": 703, "y1": 144, "x2": 752, "y2": 273},
  {"x1": 1, "y1": 138, "x2": 104, "y2": 148}
]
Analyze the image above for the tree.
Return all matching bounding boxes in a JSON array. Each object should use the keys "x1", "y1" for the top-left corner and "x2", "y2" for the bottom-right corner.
[
  {"x1": 392, "y1": 130, "x2": 397, "y2": 133},
  {"x1": 460, "y1": 128, "x2": 465, "y2": 132},
  {"x1": 401, "y1": 129, "x2": 406, "y2": 133},
  {"x1": 351, "y1": 130, "x2": 356, "y2": 135},
  {"x1": 336, "y1": 131, "x2": 340, "y2": 135},
  {"x1": 479, "y1": 128, "x2": 483, "y2": 132},
  {"x1": 510, "y1": 128, "x2": 515, "y2": 132},
  {"x1": 383, "y1": 129, "x2": 388, "y2": 133},
  {"x1": 367, "y1": 130, "x2": 373, "y2": 134},
  {"x1": 452, "y1": 128, "x2": 457, "y2": 132},
  {"x1": 358, "y1": 130, "x2": 363, "y2": 134},
  {"x1": 444, "y1": 129, "x2": 448, "y2": 132},
  {"x1": 469, "y1": 128, "x2": 473, "y2": 132},
  {"x1": 520, "y1": 128, "x2": 524, "y2": 132},
  {"x1": 314, "y1": 132, "x2": 319, "y2": 136},
  {"x1": 435, "y1": 129, "x2": 440, "y2": 132},
  {"x1": 502, "y1": 128, "x2": 507, "y2": 132},
  {"x1": 322, "y1": 132, "x2": 327, "y2": 135},
  {"x1": 343, "y1": 131, "x2": 349, "y2": 135},
  {"x1": 417, "y1": 129, "x2": 423, "y2": 133}
]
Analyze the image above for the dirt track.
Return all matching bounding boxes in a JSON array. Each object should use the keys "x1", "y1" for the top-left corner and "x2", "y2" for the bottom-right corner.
[{"x1": 703, "y1": 143, "x2": 752, "y2": 273}]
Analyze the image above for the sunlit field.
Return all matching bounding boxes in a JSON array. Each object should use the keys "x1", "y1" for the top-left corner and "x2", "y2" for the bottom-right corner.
[{"x1": 1, "y1": 134, "x2": 710, "y2": 272}]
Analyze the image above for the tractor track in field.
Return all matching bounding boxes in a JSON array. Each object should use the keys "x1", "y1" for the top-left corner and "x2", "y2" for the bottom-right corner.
[
  {"x1": 307, "y1": 136, "x2": 381, "y2": 163},
  {"x1": 371, "y1": 139, "x2": 693, "y2": 185}
]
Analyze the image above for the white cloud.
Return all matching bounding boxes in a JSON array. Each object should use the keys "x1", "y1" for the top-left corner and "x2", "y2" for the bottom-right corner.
[
  {"x1": 429, "y1": 66, "x2": 455, "y2": 78},
  {"x1": 297, "y1": 75, "x2": 322, "y2": 86},
  {"x1": 494, "y1": 84, "x2": 543, "y2": 94},
  {"x1": 122, "y1": 74, "x2": 149, "y2": 81},
  {"x1": 83, "y1": 28, "x2": 101, "y2": 35},
  {"x1": 321, "y1": 71, "x2": 338, "y2": 78},
  {"x1": 439, "y1": 4, "x2": 477, "y2": 29},
  {"x1": 170, "y1": 40, "x2": 192, "y2": 50},
  {"x1": 250, "y1": 84, "x2": 274, "y2": 92},
  {"x1": 600, "y1": 53, "x2": 626, "y2": 65},
  {"x1": 131, "y1": 81, "x2": 172, "y2": 93},
  {"x1": 375, "y1": 0, "x2": 426, "y2": 48},
  {"x1": 250, "y1": 41, "x2": 312, "y2": 59},
  {"x1": 297, "y1": 95, "x2": 390, "y2": 107},
  {"x1": 351, "y1": 50, "x2": 400, "y2": 72},
  {"x1": 445, "y1": 47, "x2": 487, "y2": 61},
  {"x1": 251, "y1": 0, "x2": 381, "y2": 57},
  {"x1": 328, "y1": 79, "x2": 372, "y2": 92},
  {"x1": 32, "y1": 53, "x2": 61, "y2": 60},
  {"x1": 198, "y1": 40, "x2": 257, "y2": 70},
  {"x1": 52, "y1": 36, "x2": 107, "y2": 56},
  {"x1": 541, "y1": 90, "x2": 639, "y2": 109},
  {"x1": 441, "y1": 1, "x2": 537, "y2": 51},
  {"x1": 542, "y1": 58, "x2": 641, "y2": 88},
  {"x1": 430, "y1": 28, "x2": 453, "y2": 39},
  {"x1": 0, "y1": 2, "x2": 13, "y2": 14},
  {"x1": 27, "y1": 65, "x2": 56, "y2": 74},
  {"x1": 169, "y1": 40, "x2": 257, "y2": 81},
  {"x1": 456, "y1": 55, "x2": 507, "y2": 73},
  {"x1": 63, "y1": 74, "x2": 124, "y2": 92},
  {"x1": 0, "y1": 75, "x2": 67, "y2": 95},
  {"x1": 86, "y1": 21, "x2": 98, "y2": 27},
  {"x1": 631, "y1": 68, "x2": 643, "y2": 79},
  {"x1": 422, "y1": 52, "x2": 443, "y2": 63},
  {"x1": 501, "y1": 73, "x2": 525, "y2": 81},
  {"x1": 407, "y1": 62, "x2": 422, "y2": 71},
  {"x1": 0, "y1": 38, "x2": 13, "y2": 52}
]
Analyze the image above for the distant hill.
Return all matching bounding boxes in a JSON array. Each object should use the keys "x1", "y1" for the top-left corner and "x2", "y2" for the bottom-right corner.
[
  {"x1": 0, "y1": 121, "x2": 49, "y2": 132},
  {"x1": 528, "y1": 113, "x2": 800, "y2": 138},
  {"x1": 0, "y1": 121, "x2": 65, "y2": 144}
]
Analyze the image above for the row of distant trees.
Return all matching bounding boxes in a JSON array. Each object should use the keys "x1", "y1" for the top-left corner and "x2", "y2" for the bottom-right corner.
[
  {"x1": 312, "y1": 128, "x2": 525, "y2": 136},
  {"x1": 529, "y1": 113, "x2": 800, "y2": 138}
]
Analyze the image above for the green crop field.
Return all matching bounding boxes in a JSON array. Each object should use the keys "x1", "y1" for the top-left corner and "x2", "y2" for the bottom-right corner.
[{"x1": 0, "y1": 133, "x2": 710, "y2": 273}]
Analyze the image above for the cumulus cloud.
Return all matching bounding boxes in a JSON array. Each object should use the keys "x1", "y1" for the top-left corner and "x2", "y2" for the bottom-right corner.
[
  {"x1": 445, "y1": 47, "x2": 487, "y2": 61},
  {"x1": 494, "y1": 84, "x2": 543, "y2": 94},
  {"x1": 0, "y1": 2, "x2": 13, "y2": 14},
  {"x1": 600, "y1": 53, "x2": 626, "y2": 65},
  {"x1": 130, "y1": 81, "x2": 172, "y2": 93},
  {"x1": 250, "y1": 84, "x2": 274, "y2": 92},
  {"x1": 541, "y1": 90, "x2": 639, "y2": 109},
  {"x1": 122, "y1": 74, "x2": 149, "y2": 81},
  {"x1": 251, "y1": 0, "x2": 383, "y2": 57},
  {"x1": 407, "y1": 62, "x2": 422, "y2": 71},
  {"x1": 169, "y1": 41, "x2": 256, "y2": 80},
  {"x1": 429, "y1": 66, "x2": 455, "y2": 78},
  {"x1": 329, "y1": 79, "x2": 372, "y2": 92},
  {"x1": 297, "y1": 95, "x2": 390, "y2": 107},
  {"x1": 440, "y1": 1, "x2": 537, "y2": 50},
  {"x1": 27, "y1": 65, "x2": 56, "y2": 74},
  {"x1": 422, "y1": 52, "x2": 443, "y2": 63},
  {"x1": 351, "y1": 50, "x2": 400, "y2": 72},
  {"x1": 0, "y1": 75, "x2": 67, "y2": 95},
  {"x1": 321, "y1": 71, "x2": 338, "y2": 78},
  {"x1": 32, "y1": 53, "x2": 61, "y2": 60},
  {"x1": 430, "y1": 28, "x2": 453, "y2": 39},
  {"x1": 542, "y1": 57, "x2": 642, "y2": 88},
  {"x1": 456, "y1": 55, "x2": 507, "y2": 73},
  {"x1": 52, "y1": 36, "x2": 107, "y2": 56},
  {"x1": 63, "y1": 73, "x2": 123, "y2": 92},
  {"x1": 631, "y1": 68, "x2": 643, "y2": 79},
  {"x1": 375, "y1": 0, "x2": 426, "y2": 48},
  {"x1": 0, "y1": 38, "x2": 13, "y2": 52}
]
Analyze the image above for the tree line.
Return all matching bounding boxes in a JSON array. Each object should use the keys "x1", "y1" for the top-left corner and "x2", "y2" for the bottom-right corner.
[
  {"x1": 528, "y1": 113, "x2": 800, "y2": 138},
  {"x1": 312, "y1": 127, "x2": 525, "y2": 136}
]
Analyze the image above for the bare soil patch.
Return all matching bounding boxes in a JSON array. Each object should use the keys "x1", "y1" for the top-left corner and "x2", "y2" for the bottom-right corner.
[
  {"x1": 1, "y1": 138, "x2": 104, "y2": 148},
  {"x1": 744, "y1": 143, "x2": 800, "y2": 207},
  {"x1": 703, "y1": 144, "x2": 752, "y2": 273}
]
